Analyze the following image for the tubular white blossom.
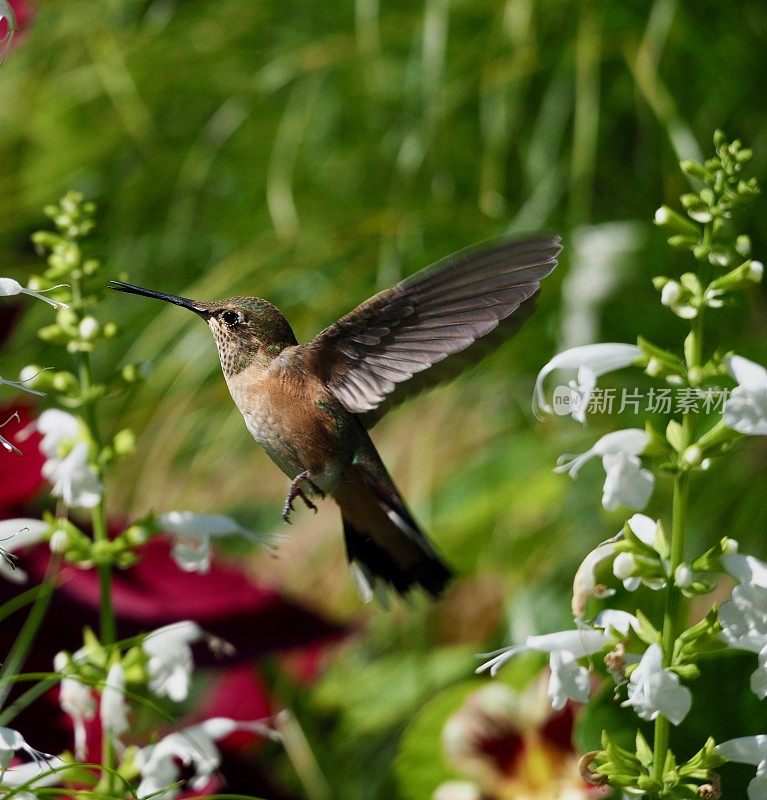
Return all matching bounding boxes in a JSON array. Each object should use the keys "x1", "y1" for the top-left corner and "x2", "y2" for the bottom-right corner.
[
  {"x1": 54, "y1": 651, "x2": 96, "y2": 760},
  {"x1": 100, "y1": 663, "x2": 129, "y2": 743},
  {"x1": 533, "y1": 343, "x2": 642, "y2": 423},
  {"x1": 715, "y1": 736, "x2": 767, "y2": 800},
  {"x1": 0, "y1": 519, "x2": 49, "y2": 583},
  {"x1": 0, "y1": 374, "x2": 44, "y2": 397},
  {"x1": 135, "y1": 717, "x2": 276, "y2": 800},
  {"x1": 476, "y1": 626, "x2": 611, "y2": 710},
  {"x1": 572, "y1": 536, "x2": 620, "y2": 619},
  {"x1": 0, "y1": 277, "x2": 69, "y2": 308},
  {"x1": 622, "y1": 643, "x2": 691, "y2": 725},
  {"x1": 142, "y1": 621, "x2": 204, "y2": 702},
  {"x1": 723, "y1": 355, "x2": 767, "y2": 435},
  {"x1": 555, "y1": 429, "x2": 654, "y2": 511},
  {"x1": 157, "y1": 511, "x2": 255, "y2": 574},
  {"x1": 35, "y1": 410, "x2": 103, "y2": 509},
  {"x1": 719, "y1": 584, "x2": 767, "y2": 699},
  {"x1": 723, "y1": 553, "x2": 767, "y2": 588}
]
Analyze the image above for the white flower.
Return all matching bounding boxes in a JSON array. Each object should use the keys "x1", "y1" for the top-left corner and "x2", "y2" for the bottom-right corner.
[
  {"x1": 0, "y1": 277, "x2": 68, "y2": 309},
  {"x1": 534, "y1": 343, "x2": 642, "y2": 423},
  {"x1": 0, "y1": 374, "x2": 44, "y2": 398},
  {"x1": 54, "y1": 650, "x2": 96, "y2": 760},
  {"x1": 157, "y1": 511, "x2": 254, "y2": 573},
  {"x1": 0, "y1": 519, "x2": 49, "y2": 583},
  {"x1": 136, "y1": 717, "x2": 276, "y2": 800},
  {"x1": 477, "y1": 628, "x2": 610, "y2": 710},
  {"x1": 723, "y1": 356, "x2": 767, "y2": 435},
  {"x1": 723, "y1": 553, "x2": 767, "y2": 587},
  {"x1": 716, "y1": 736, "x2": 767, "y2": 800},
  {"x1": 0, "y1": 756, "x2": 66, "y2": 790},
  {"x1": 42, "y1": 440, "x2": 103, "y2": 508},
  {"x1": 571, "y1": 536, "x2": 620, "y2": 619},
  {"x1": 719, "y1": 583, "x2": 767, "y2": 698},
  {"x1": 35, "y1": 410, "x2": 104, "y2": 508},
  {"x1": 555, "y1": 429, "x2": 654, "y2": 511},
  {"x1": 142, "y1": 621, "x2": 204, "y2": 702},
  {"x1": 593, "y1": 609, "x2": 641, "y2": 637},
  {"x1": 100, "y1": 663, "x2": 129, "y2": 744},
  {"x1": 34, "y1": 410, "x2": 103, "y2": 509},
  {"x1": 0, "y1": 727, "x2": 50, "y2": 770},
  {"x1": 622, "y1": 643, "x2": 691, "y2": 725}
]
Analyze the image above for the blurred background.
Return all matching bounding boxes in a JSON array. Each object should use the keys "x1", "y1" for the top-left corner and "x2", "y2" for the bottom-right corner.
[{"x1": 2, "y1": 1, "x2": 767, "y2": 798}]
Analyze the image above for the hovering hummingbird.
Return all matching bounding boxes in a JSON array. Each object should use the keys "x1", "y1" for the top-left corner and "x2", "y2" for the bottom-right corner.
[{"x1": 110, "y1": 235, "x2": 560, "y2": 600}]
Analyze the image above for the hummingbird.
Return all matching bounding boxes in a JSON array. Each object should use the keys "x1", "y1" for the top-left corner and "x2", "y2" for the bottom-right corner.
[{"x1": 109, "y1": 234, "x2": 560, "y2": 600}]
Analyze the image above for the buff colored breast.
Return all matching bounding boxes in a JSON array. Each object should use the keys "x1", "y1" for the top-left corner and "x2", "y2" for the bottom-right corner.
[{"x1": 223, "y1": 359, "x2": 351, "y2": 493}]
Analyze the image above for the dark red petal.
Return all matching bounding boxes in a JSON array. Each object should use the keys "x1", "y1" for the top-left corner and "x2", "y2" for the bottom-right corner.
[{"x1": 0, "y1": 403, "x2": 45, "y2": 512}]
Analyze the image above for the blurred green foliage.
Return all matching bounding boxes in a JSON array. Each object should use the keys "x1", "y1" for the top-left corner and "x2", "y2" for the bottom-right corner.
[{"x1": 2, "y1": 1, "x2": 767, "y2": 798}]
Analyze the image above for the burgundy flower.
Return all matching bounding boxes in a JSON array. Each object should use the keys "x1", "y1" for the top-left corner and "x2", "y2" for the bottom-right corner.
[
  {"x1": 0, "y1": 404, "x2": 45, "y2": 512},
  {"x1": 0, "y1": 0, "x2": 34, "y2": 45},
  {"x1": 0, "y1": 401, "x2": 345, "y2": 781}
]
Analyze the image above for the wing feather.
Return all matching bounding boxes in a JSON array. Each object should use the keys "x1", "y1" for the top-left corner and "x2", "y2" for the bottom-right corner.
[{"x1": 300, "y1": 234, "x2": 560, "y2": 417}]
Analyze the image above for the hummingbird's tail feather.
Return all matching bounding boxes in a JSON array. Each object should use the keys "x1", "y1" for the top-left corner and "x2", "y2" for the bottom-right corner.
[
  {"x1": 334, "y1": 456, "x2": 453, "y2": 599},
  {"x1": 341, "y1": 516, "x2": 452, "y2": 600}
]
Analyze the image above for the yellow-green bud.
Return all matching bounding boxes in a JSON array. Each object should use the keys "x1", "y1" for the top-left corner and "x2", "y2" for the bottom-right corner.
[{"x1": 113, "y1": 429, "x2": 136, "y2": 456}]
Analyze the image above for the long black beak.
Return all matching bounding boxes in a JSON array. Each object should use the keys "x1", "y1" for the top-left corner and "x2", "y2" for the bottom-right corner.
[{"x1": 108, "y1": 281, "x2": 209, "y2": 317}]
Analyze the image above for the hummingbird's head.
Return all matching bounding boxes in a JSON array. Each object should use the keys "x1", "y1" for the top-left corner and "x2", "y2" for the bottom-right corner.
[{"x1": 109, "y1": 282, "x2": 298, "y2": 376}]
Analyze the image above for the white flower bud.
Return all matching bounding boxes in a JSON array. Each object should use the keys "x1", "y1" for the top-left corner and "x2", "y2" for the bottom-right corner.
[
  {"x1": 19, "y1": 365, "x2": 43, "y2": 386},
  {"x1": 49, "y1": 529, "x2": 69, "y2": 553},
  {"x1": 654, "y1": 207, "x2": 671, "y2": 225},
  {"x1": 661, "y1": 281, "x2": 682, "y2": 307},
  {"x1": 78, "y1": 317, "x2": 99, "y2": 340},
  {"x1": 674, "y1": 564, "x2": 693, "y2": 588},
  {"x1": 682, "y1": 445, "x2": 703, "y2": 466},
  {"x1": 748, "y1": 260, "x2": 764, "y2": 283},
  {"x1": 724, "y1": 538, "x2": 739, "y2": 554},
  {"x1": 613, "y1": 552, "x2": 637, "y2": 580},
  {"x1": 646, "y1": 357, "x2": 665, "y2": 377}
]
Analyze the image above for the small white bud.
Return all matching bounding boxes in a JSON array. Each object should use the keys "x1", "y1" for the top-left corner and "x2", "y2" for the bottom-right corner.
[
  {"x1": 674, "y1": 564, "x2": 694, "y2": 588},
  {"x1": 661, "y1": 281, "x2": 682, "y2": 307},
  {"x1": 748, "y1": 260, "x2": 764, "y2": 283},
  {"x1": 646, "y1": 357, "x2": 665, "y2": 377},
  {"x1": 49, "y1": 529, "x2": 69, "y2": 553},
  {"x1": 79, "y1": 317, "x2": 99, "y2": 340},
  {"x1": 19, "y1": 365, "x2": 43, "y2": 386},
  {"x1": 723, "y1": 538, "x2": 739, "y2": 554},
  {"x1": 682, "y1": 445, "x2": 703, "y2": 466},
  {"x1": 612, "y1": 552, "x2": 637, "y2": 580},
  {"x1": 654, "y1": 207, "x2": 671, "y2": 225}
]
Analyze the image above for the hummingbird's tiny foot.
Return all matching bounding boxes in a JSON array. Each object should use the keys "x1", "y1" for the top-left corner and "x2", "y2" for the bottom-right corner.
[{"x1": 282, "y1": 470, "x2": 319, "y2": 522}]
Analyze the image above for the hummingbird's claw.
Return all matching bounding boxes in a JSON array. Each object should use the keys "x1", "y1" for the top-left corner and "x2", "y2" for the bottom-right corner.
[{"x1": 282, "y1": 470, "x2": 322, "y2": 522}]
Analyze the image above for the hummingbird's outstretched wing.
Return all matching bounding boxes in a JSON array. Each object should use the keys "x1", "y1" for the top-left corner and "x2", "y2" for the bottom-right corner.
[{"x1": 302, "y1": 234, "x2": 561, "y2": 421}]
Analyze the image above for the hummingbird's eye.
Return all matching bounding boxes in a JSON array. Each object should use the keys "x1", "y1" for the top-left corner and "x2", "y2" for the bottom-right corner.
[{"x1": 221, "y1": 310, "x2": 241, "y2": 326}]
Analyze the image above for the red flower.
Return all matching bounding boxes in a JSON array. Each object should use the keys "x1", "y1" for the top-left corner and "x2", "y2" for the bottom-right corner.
[
  {"x1": 0, "y1": 0, "x2": 34, "y2": 44},
  {"x1": 0, "y1": 402, "x2": 345, "y2": 783}
]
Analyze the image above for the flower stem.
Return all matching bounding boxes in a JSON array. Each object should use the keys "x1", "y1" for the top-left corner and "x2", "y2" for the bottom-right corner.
[
  {"x1": 652, "y1": 467, "x2": 689, "y2": 785},
  {"x1": 652, "y1": 226, "x2": 708, "y2": 789},
  {"x1": 70, "y1": 275, "x2": 116, "y2": 792},
  {"x1": 70, "y1": 276, "x2": 116, "y2": 648}
]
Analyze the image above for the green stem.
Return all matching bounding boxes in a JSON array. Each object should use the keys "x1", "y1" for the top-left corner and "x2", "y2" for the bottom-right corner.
[
  {"x1": 70, "y1": 275, "x2": 116, "y2": 648},
  {"x1": 652, "y1": 468, "x2": 689, "y2": 785},
  {"x1": 70, "y1": 274, "x2": 116, "y2": 792},
  {"x1": 651, "y1": 226, "x2": 708, "y2": 790}
]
